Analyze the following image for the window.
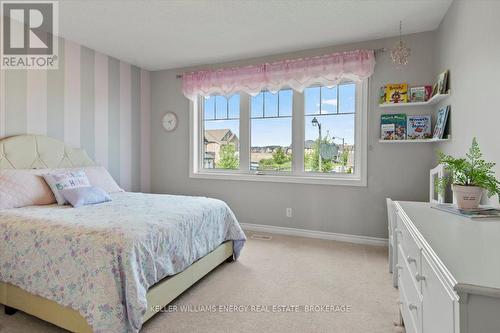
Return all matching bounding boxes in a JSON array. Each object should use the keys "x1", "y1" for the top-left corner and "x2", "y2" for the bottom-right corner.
[
  {"x1": 191, "y1": 81, "x2": 367, "y2": 186},
  {"x1": 304, "y1": 83, "x2": 356, "y2": 174},
  {"x1": 250, "y1": 90, "x2": 292, "y2": 172},
  {"x1": 202, "y1": 95, "x2": 240, "y2": 169}
]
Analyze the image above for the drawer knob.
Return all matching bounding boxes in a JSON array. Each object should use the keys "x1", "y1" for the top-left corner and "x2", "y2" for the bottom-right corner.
[
  {"x1": 408, "y1": 303, "x2": 418, "y2": 311},
  {"x1": 396, "y1": 265, "x2": 403, "y2": 270},
  {"x1": 406, "y1": 256, "x2": 417, "y2": 264},
  {"x1": 395, "y1": 229, "x2": 402, "y2": 234},
  {"x1": 415, "y1": 273, "x2": 426, "y2": 282}
]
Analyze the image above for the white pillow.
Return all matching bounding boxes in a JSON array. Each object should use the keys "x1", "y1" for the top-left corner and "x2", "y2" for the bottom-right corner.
[
  {"x1": 42, "y1": 169, "x2": 91, "y2": 205},
  {"x1": 0, "y1": 169, "x2": 56, "y2": 209},
  {"x1": 82, "y1": 166, "x2": 123, "y2": 194},
  {"x1": 60, "y1": 186, "x2": 112, "y2": 208}
]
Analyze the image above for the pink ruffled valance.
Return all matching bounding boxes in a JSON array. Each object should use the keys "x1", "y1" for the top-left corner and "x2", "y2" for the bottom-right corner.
[{"x1": 182, "y1": 49, "x2": 375, "y2": 101}]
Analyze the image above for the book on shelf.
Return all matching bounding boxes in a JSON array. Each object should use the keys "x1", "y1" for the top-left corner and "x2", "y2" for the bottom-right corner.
[
  {"x1": 424, "y1": 85, "x2": 433, "y2": 100},
  {"x1": 433, "y1": 105, "x2": 450, "y2": 139},
  {"x1": 432, "y1": 203, "x2": 500, "y2": 219},
  {"x1": 407, "y1": 115, "x2": 432, "y2": 139},
  {"x1": 409, "y1": 85, "x2": 433, "y2": 102},
  {"x1": 409, "y1": 86, "x2": 426, "y2": 102},
  {"x1": 434, "y1": 70, "x2": 449, "y2": 96},
  {"x1": 385, "y1": 83, "x2": 408, "y2": 104},
  {"x1": 379, "y1": 85, "x2": 387, "y2": 104},
  {"x1": 381, "y1": 124, "x2": 395, "y2": 140},
  {"x1": 381, "y1": 114, "x2": 406, "y2": 140}
]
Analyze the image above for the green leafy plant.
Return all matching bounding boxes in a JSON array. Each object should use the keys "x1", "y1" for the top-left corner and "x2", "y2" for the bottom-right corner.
[
  {"x1": 272, "y1": 147, "x2": 288, "y2": 165},
  {"x1": 436, "y1": 138, "x2": 500, "y2": 201},
  {"x1": 217, "y1": 144, "x2": 239, "y2": 169},
  {"x1": 258, "y1": 148, "x2": 292, "y2": 171},
  {"x1": 340, "y1": 149, "x2": 349, "y2": 166},
  {"x1": 304, "y1": 136, "x2": 335, "y2": 173}
]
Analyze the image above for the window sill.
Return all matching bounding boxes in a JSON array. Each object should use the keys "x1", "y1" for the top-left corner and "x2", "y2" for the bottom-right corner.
[{"x1": 190, "y1": 171, "x2": 367, "y2": 187}]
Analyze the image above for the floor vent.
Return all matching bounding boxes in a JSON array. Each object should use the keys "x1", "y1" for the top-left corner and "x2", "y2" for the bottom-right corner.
[{"x1": 250, "y1": 234, "x2": 272, "y2": 241}]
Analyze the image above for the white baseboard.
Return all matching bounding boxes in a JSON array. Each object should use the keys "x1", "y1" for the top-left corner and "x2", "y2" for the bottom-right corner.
[{"x1": 240, "y1": 223, "x2": 388, "y2": 246}]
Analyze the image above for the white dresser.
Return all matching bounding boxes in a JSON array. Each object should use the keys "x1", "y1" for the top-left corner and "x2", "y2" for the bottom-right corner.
[{"x1": 389, "y1": 200, "x2": 500, "y2": 333}]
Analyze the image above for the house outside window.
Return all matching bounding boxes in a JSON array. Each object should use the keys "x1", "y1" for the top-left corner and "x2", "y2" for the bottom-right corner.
[
  {"x1": 204, "y1": 129, "x2": 239, "y2": 169},
  {"x1": 202, "y1": 95, "x2": 240, "y2": 170}
]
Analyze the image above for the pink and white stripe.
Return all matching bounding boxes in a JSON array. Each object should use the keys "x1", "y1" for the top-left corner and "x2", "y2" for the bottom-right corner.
[
  {"x1": 0, "y1": 69, "x2": 5, "y2": 137},
  {"x1": 26, "y1": 70, "x2": 48, "y2": 135},
  {"x1": 1, "y1": 36, "x2": 151, "y2": 193},
  {"x1": 94, "y1": 53, "x2": 109, "y2": 168},
  {"x1": 64, "y1": 40, "x2": 81, "y2": 148},
  {"x1": 119, "y1": 62, "x2": 132, "y2": 191},
  {"x1": 140, "y1": 69, "x2": 151, "y2": 192}
]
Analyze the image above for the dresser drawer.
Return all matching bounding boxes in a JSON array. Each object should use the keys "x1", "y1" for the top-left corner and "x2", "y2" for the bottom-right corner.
[
  {"x1": 398, "y1": 244, "x2": 422, "y2": 333},
  {"x1": 398, "y1": 281, "x2": 418, "y2": 333},
  {"x1": 421, "y1": 251, "x2": 457, "y2": 333},
  {"x1": 396, "y1": 212, "x2": 422, "y2": 282}
]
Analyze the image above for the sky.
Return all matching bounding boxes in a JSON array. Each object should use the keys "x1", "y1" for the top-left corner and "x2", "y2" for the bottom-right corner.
[{"x1": 204, "y1": 84, "x2": 356, "y2": 147}]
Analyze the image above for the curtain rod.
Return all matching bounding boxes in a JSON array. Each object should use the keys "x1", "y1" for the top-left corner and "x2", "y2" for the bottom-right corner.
[{"x1": 175, "y1": 48, "x2": 386, "y2": 79}]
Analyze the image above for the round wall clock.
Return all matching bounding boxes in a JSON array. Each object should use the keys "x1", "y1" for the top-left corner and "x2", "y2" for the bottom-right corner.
[{"x1": 162, "y1": 112, "x2": 178, "y2": 132}]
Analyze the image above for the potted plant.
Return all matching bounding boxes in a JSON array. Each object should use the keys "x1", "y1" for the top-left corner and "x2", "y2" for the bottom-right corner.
[{"x1": 436, "y1": 138, "x2": 500, "y2": 210}]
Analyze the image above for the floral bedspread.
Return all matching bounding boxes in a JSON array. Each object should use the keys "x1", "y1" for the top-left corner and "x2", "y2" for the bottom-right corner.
[{"x1": 0, "y1": 192, "x2": 246, "y2": 332}]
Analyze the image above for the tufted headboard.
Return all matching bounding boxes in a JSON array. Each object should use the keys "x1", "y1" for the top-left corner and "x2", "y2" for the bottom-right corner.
[{"x1": 0, "y1": 135, "x2": 94, "y2": 169}]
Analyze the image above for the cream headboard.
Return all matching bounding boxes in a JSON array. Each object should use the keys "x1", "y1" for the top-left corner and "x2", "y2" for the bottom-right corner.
[{"x1": 0, "y1": 135, "x2": 94, "y2": 169}]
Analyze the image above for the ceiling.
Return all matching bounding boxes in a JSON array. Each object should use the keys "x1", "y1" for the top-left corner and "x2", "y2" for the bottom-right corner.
[{"x1": 58, "y1": 0, "x2": 453, "y2": 71}]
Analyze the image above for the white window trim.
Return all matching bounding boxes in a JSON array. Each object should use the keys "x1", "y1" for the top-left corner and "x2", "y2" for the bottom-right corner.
[{"x1": 189, "y1": 80, "x2": 368, "y2": 187}]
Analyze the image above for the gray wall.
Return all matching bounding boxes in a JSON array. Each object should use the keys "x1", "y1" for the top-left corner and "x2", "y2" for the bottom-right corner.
[
  {"x1": 434, "y1": 0, "x2": 500, "y2": 205},
  {"x1": 151, "y1": 32, "x2": 437, "y2": 239},
  {"x1": 0, "y1": 36, "x2": 151, "y2": 192}
]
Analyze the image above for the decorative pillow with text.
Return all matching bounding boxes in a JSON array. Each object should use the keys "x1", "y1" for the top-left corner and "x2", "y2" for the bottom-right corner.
[{"x1": 42, "y1": 170, "x2": 91, "y2": 205}]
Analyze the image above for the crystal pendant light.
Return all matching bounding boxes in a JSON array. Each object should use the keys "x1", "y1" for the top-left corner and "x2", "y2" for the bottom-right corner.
[{"x1": 391, "y1": 21, "x2": 411, "y2": 67}]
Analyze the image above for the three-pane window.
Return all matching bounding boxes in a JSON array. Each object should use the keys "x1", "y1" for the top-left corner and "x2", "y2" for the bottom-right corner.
[{"x1": 198, "y1": 82, "x2": 361, "y2": 180}]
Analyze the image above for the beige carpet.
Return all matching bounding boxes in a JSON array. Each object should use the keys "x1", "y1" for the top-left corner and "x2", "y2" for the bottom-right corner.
[{"x1": 0, "y1": 233, "x2": 399, "y2": 333}]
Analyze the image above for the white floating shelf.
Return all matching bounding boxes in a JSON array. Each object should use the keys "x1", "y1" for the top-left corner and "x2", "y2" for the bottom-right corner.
[
  {"x1": 379, "y1": 92, "x2": 450, "y2": 108},
  {"x1": 379, "y1": 138, "x2": 450, "y2": 143}
]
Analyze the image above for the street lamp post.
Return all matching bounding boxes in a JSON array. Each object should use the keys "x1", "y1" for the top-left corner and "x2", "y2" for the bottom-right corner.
[
  {"x1": 332, "y1": 135, "x2": 346, "y2": 166},
  {"x1": 333, "y1": 135, "x2": 345, "y2": 153},
  {"x1": 312, "y1": 117, "x2": 322, "y2": 171}
]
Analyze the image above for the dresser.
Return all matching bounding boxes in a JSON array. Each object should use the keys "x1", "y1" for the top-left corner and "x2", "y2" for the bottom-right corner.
[{"x1": 388, "y1": 200, "x2": 500, "y2": 333}]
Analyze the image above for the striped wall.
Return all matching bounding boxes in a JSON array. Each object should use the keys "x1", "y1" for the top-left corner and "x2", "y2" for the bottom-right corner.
[{"x1": 0, "y1": 37, "x2": 151, "y2": 192}]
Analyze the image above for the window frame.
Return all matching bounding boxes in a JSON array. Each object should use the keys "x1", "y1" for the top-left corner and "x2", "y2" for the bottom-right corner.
[
  {"x1": 250, "y1": 89, "x2": 293, "y2": 174},
  {"x1": 189, "y1": 80, "x2": 368, "y2": 186},
  {"x1": 201, "y1": 94, "x2": 241, "y2": 171}
]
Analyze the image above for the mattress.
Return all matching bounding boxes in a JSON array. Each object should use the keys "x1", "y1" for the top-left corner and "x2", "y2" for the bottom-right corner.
[{"x1": 0, "y1": 192, "x2": 246, "y2": 332}]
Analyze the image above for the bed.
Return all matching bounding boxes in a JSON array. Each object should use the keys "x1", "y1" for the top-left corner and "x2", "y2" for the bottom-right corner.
[{"x1": 0, "y1": 135, "x2": 246, "y2": 332}]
